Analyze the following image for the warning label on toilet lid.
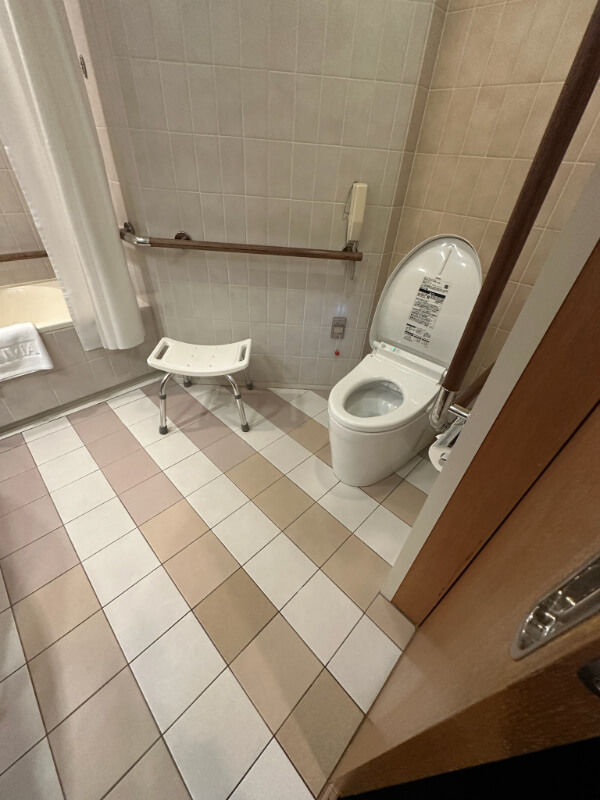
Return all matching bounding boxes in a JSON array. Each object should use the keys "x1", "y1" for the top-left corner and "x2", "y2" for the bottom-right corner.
[{"x1": 403, "y1": 276, "x2": 450, "y2": 348}]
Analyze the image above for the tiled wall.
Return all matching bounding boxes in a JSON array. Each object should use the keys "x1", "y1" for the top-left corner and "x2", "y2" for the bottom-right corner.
[
  {"x1": 0, "y1": 308, "x2": 159, "y2": 429},
  {"x1": 0, "y1": 138, "x2": 54, "y2": 287},
  {"x1": 78, "y1": 0, "x2": 445, "y2": 386},
  {"x1": 390, "y1": 0, "x2": 599, "y2": 382}
]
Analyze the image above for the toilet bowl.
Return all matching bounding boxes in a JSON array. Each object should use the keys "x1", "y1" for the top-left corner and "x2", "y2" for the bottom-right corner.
[{"x1": 329, "y1": 235, "x2": 481, "y2": 487}]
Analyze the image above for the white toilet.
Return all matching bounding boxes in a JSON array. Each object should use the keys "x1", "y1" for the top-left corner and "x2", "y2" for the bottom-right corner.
[{"x1": 328, "y1": 235, "x2": 481, "y2": 487}]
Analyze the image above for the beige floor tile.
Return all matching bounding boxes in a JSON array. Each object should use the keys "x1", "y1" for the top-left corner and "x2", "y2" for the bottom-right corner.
[
  {"x1": 226, "y1": 453, "x2": 283, "y2": 498},
  {"x1": 49, "y1": 669, "x2": 159, "y2": 800},
  {"x1": 194, "y1": 569, "x2": 277, "y2": 663},
  {"x1": 322, "y1": 536, "x2": 390, "y2": 611},
  {"x1": 314, "y1": 443, "x2": 332, "y2": 467},
  {"x1": 2, "y1": 528, "x2": 78, "y2": 603},
  {"x1": 383, "y1": 481, "x2": 427, "y2": 525},
  {"x1": 204, "y1": 433, "x2": 255, "y2": 472},
  {"x1": 141, "y1": 499, "x2": 208, "y2": 562},
  {"x1": 120, "y1": 473, "x2": 182, "y2": 526},
  {"x1": 166, "y1": 532, "x2": 238, "y2": 607},
  {"x1": 102, "y1": 449, "x2": 160, "y2": 494},
  {"x1": 30, "y1": 611, "x2": 126, "y2": 730},
  {"x1": 0, "y1": 496, "x2": 63, "y2": 559},
  {"x1": 288, "y1": 419, "x2": 329, "y2": 453},
  {"x1": 277, "y1": 671, "x2": 362, "y2": 796},
  {"x1": 0, "y1": 468, "x2": 47, "y2": 516},
  {"x1": 232, "y1": 615, "x2": 322, "y2": 732},
  {"x1": 13, "y1": 565, "x2": 100, "y2": 659},
  {"x1": 366, "y1": 594, "x2": 416, "y2": 650},
  {"x1": 285, "y1": 505, "x2": 350, "y2": 566},
  {"x1": 105, "y1": 740, "x2": 191, "y2": 800},
  {"x1": 254, "y1": 477, "x2": 313, "y2": 529},
  {"x1": 361, "y1": 472, "x2": 403, "y2": 503}
]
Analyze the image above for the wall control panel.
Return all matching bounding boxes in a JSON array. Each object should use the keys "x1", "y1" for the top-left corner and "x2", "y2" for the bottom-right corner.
[{"x1": 331, "y1": 316, "x2": 346, "y2": 339}]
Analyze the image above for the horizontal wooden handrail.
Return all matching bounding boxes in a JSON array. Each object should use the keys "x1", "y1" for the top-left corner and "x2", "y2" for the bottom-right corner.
[
  {"x1": 120, "y1": 228, "x2": 363, "y2": 262},
  {"x1": 0, "y1": 249, "x2": 47, "y2": 263}
]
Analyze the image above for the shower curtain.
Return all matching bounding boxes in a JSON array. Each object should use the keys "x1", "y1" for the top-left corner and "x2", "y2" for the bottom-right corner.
[{"x1": 0, "y1": 0, "x2": 143, "y2": 351}]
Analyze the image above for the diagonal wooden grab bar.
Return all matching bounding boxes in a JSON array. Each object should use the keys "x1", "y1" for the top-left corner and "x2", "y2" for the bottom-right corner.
[
  {"x1": 430, "y1": 0, "x2": 600, "y2": 429},
  {"x1": 120, "y1": 228, "x2": 363, "y2": 262},
  {"x1": 0, "y1": 249, "x2": 47, "y2": 263}
]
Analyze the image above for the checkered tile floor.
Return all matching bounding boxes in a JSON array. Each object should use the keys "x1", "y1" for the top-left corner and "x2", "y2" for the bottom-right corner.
[{"x1": 0, "y1": 379, "x2": 437, "y2": 799}]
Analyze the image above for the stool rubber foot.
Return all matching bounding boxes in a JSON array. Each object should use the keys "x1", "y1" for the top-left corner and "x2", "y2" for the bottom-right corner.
[
  {"x1": 183, "y1": 377, "x2": 192, "y2": 387},
  {"x1": 159, "y1": 425, "x2": 168, "y2": 435},
  {"x1": 247, "y1": 382, "x2": 254, "y2": 390},
  {"x1": 241, "y1": 423, "x2": 250, "y2": 432}
]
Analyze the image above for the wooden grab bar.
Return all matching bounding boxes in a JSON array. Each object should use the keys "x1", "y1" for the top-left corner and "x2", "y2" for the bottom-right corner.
[
  {"x1": 120, "y1": 228, "x2": 363, "y2": 262},
  {"x1": 0, "y1": 249, "x2": 47, "y2": 263},
  {"x1": 431, "y1": 1, "x2": 600, "y2": 428}
]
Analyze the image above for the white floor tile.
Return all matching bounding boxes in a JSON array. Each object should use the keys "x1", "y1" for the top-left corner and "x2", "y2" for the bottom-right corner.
[
  {"x1": 354, "y1": 506, "x2": 411, "y2": 565},
  {"x1": 145, "y1": 431, "x2": 199, "y2": 470},
  {"x1": 128, "y1": 416, "x2": 179, "y2": 447},
  {"x1": 187, "y1": 475, "x2": 247, "y2": 528},
  {"x1": 165, "y1": 451, "x2": 222, "y2": 496},
  {"x1": 132, "y1": 613, "x2": 226, "y2": 731},
  {"x1": 38, "y1": 447, "x2": 98, "y2": 492},
  {"x1": 0, "y1": 609, "x2": 25, "y2": 681},
  {"x1": 22, "y1": 416, "x2": 70, "y2": 443},
  {"x1": 66, "y1": 498, "x2": 136, "y2": 561},
  {"x1": 289, "y1": 391, "x2": 328, "y2": 417},
  {"x1": 51, "y1": 470, "x2": 115, "y2": 524},
  {"x1": 288, "y1": 455, "x2": 338, "y2": 500},
  {"x1": 395, "y1": 455, "x2": 422, "y2": 479},
  {"x1": 27, "y1": 425, "x2": 83, "y2": 466},
  {"x1": 313, "y1": 408, "x2": 329, "y2": 428},
  {"x1": 165, "y1": 669, "x2": 270, "y2": 800},
  {"x1": 282, "y1": 572, "x2": 362, "y2": 663},
  {"x1": 213, "y1": 402, "x2": 263, "y2": 431},
  {"x1": 83, "y1": 530, "x2": 160, "y2": 605},
  {"x1": 0, "y1": 739, "x2": 63, "y2": 800},
  {"x1": 198, "y1": 385, "x2": 236, "y2": 411},
  {"x1": 244, "y1": 534, "x2": 317, "y2": 610},
  {"x1": 230, "y1": 739, "x2": 312, "y2": 800},
  {"x1": 268, "y1": 388, "x2": 307, "y2": 402},
  {"x1": 0, "y1": 666, "x2": 45, "y2": 774},
  {"x1": 113, "y1": 396, "x2": 159, "y2": 426},
  {"x1": 213, "y1": 502, "x2": 280, "y2": 564},
  {"x1": 234, "y1": 417, "x2": 284, "y2": 450},
  {"x1": 405, "y1": 459, "x2": 438, "y2": 494},
  {"x1": 107, "y1": 389, "x2": 147, "y2": 409},
  {"x1": 318, "y1": 483, "x2": 378, "y2": 532},
  {"x1": 261, "y1": 436, "x2": 311, "y2": 474},
  {"x1": 328, "y1": 616, "x2": 400, "y2": 712},
  {"x1": 104, "y1": 567, "x2": 188, "y2": 661}
]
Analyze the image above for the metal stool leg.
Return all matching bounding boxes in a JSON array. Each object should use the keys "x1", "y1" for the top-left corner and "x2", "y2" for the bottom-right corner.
[
  {"x1": 182, "y1": 376, "x2": 192, "y2": 387},
  {"x1": 244, "y1": 368, "x2": 253, "y2": 390},
  {"x1": 159, "y1": 373, "x2": 174, "y2": 435},
  {"x1": 225, "y1": 374, "x2": 250, "y2": 432}
]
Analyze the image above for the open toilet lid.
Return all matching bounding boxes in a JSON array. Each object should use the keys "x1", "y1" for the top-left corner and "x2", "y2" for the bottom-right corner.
[{"x1": 370, "y1": 235, "x2": 482, "y2": 368}]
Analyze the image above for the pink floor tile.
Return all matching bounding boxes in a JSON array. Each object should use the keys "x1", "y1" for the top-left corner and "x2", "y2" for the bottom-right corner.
[
  {"x1": 0, "y1": 468, "x2": 47, "y2": 516},
  {"x1": 0, "y1": 496, "x2": 62, "y2": 558},
  {"x1": 103, "y1": 449, "x2": 160, "y2": 494},
  {"x1": 119, "y1": 473, "x2": 182, "y2": 526}
]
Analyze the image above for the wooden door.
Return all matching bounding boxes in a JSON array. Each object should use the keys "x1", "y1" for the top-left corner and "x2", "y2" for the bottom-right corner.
[{"x1": 328, "y1": 405, "x2": 600, "y2": 797}]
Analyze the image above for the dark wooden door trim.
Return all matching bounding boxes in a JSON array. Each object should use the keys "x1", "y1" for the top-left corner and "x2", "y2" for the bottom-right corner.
[{"x1": 393, "y1": 240, "x2": 600, "y2": 624}]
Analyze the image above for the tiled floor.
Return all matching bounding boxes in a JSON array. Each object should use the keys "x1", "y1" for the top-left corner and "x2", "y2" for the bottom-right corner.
[{"x1": 0, "y1": 380, "x2": 437, "y2": 800}]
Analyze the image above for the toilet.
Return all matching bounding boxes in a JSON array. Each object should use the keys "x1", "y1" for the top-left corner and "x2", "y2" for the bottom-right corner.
[{"x1": 328, "y1": 235, "x2": 481, "y2": 487}]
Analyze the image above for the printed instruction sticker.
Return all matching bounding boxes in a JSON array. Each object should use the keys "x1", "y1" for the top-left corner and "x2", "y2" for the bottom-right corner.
[{"x1": 403, "y1": 276, "x2": 451, "y2": 348}]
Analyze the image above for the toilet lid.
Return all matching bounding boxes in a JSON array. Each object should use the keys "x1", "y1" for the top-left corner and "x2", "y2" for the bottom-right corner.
[{"x1": 370, "y1": 235, "x2": 481, "y2": 368}]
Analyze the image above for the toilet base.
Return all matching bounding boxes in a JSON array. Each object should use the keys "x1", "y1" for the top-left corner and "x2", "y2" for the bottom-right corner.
[{"x1": 329, "y1": 411, "x2": 433, "y2": 487}]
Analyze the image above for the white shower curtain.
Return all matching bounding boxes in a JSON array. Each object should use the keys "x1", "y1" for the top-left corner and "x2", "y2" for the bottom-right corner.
[{"x1": 0, "y1": 0, "x2": 144, "y2": 351}]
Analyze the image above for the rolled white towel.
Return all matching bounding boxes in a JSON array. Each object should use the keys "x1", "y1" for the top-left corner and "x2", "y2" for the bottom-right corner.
[{"x1": 0, "y1": 322, "x2": 53, "y2": 381}]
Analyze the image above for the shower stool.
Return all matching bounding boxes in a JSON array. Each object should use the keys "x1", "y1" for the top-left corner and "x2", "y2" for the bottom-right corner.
[{"x1": 147, "y1": 337, "x2": 253, "y2": 434}]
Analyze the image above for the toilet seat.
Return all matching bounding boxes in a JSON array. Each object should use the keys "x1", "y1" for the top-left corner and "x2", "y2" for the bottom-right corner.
[{"x1": 329, "y1": 350, "x2": 443, "y2": 434}]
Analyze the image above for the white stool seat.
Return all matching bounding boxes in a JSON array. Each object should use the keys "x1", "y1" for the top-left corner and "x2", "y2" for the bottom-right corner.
[
  {"x1": 147, "y1": 337, "x2": 251, "y2": 377},
  {"x1": 147, "y1": 337, "x2": 253, "y2": 435}
]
